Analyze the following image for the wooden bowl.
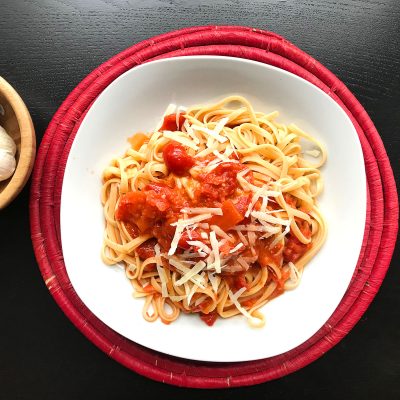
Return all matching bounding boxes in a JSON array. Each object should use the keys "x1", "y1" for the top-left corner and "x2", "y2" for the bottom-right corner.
[{"x1": 0, "y1": 76, "x2": 36, "y2": 209}]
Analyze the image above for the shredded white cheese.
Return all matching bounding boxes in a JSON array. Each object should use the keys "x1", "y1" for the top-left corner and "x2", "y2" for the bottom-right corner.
[
  {"x1": 192, "y1": 118, "x2": 229, "y2": 143},
  {"x1": 170, "y1": 213, "x2": 213, "y2": 228},
  {"x1": 208, "y1": 272, "x2": 220, "y2": 293},
  {"x1": 186, "y1": 240, "x2": 211, "y2": 254},
  {"x1": 237, "y1": 256, "x2": 251, "y2": 271},
  {"x1": 175, "y1": 261, "x2": 206, "y2": 286},
  {"x1": 185, "y1": 282, "x2": 197, "y2": 305},
  {"x1": 270, "y1": 222, "x2": 291, "y2": 248},
  {"x1": 228, "y1": 288, "x2": 252, "y2": 319},
  {"x1": 155, "y1": 247, "x2": 168, "y2": 299},
  {"x1": 229, "y1": 242, "x2": 244, "y2": 253},
  {"x1": 247, "y1": 231, "x2": 257, "y2": 255},
  {"x1": 251, "y1": 211, "x2": 291, "y2": 226},
  {"x1": 209, "y1": 231, "x2": 221, "y2": 273},
  {"x1": 237, "y1": 231, "x2": 249, "y2": 246},
  {"x1": 234, "y1": 224, "x2": 281, "y2": 233},
  {"x1": 210, "y1": 225, "x2": 235, "y2": 243},
  {"x1": 167, "y1": 257, "x2": 205, "y2": 288},
  {"x1": 155, "y1": 103, "x2": 176, "y2": 131},
  {"x1": 181, "y1": 207, "x2": 223, "y2": 215},
  {"x1": 183, "y1": 119, "x2": 200, "y2": 144},
  {"x1": 168, "y1": 225, "x2": 184, "y2": 256},
  {"x1": 245, "y1": 185, "x2": 265, "y2": 217},
  {"x1": 163, "y1": 130, "x2": 199, "y2": 150}
]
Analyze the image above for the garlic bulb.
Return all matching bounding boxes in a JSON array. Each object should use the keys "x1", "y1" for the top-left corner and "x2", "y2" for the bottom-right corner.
[
  {"x1": 0, "y1": 149, "x2": 16, "y2": 181},
  {"x1": 0, "y1": 125, "x2": 17, "y2": 181}
]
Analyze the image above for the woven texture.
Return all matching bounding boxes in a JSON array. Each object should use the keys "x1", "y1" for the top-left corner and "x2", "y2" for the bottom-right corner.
[{"x1": 29, "y1": 26, "x2": 398, "y2": 388}]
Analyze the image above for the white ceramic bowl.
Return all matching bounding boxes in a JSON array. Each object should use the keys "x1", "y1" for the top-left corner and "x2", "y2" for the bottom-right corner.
[{"x1": 61, "y1": 56, "x2": 366, "y2": 362}]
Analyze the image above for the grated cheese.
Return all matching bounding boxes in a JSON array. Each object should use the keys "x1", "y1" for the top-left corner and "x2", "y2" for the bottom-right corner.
[
  {"x1": 210, "y1": 225, "x2": 235, "y2": 243},
  {"x1": 229, "y1": 242, "x2": 244, "y2": 253},
  {"x1": 186, "y1": 240, "x2": 211, "y2": 254},
  {"x1": 247, "y1": 231, "x2": 257, "y2": 255},
  {"x1": 234, "y1": 224, "x2": 281, "y2": 233},
  {"x1": 163, "y1": 130, "x2": 199, "y2": 150},
  {"x1": 194, "y1": 294, "x2": 208, "y2": 307},
  {"x1": 195, "y1": 141, "x2": 220, "y2": 158},
  {"x1": 170, "y1": 214, "x2": 213, "y2": 227},
  {"x1": 183, "y1": 119, "x2": 200, "y2": 144},
  {"x1": 260, "y1": 196, "x2": 269, "y2": 212},
  {"x1": 228, "y1": 288, "x2": 252, "y2": 319},
  {"x1": 245, "y1": 185, "x2": 268, "y2": 217},
  {"x1": 251, "y1": 211, "x2": 290, "y2": 226},
  {"x1": 242, "y1": 255, "x2": 258, "y2": 263},
  {"x1": 270, "y1": 221, "x2": 291, "y2": 248},
  {"x1": 237, "y1": 231, "x2": 249, "y2": 246},
  {"x1": 181, "y1": 207, "x2": 223, "y2": 215},
  {"x1": 180, "y1": 177, "x2": 196, "y2": 200},
  {"x1": 209, "y1": 231, "x2": 221, "y2": 273},
  {"x1": 155, "y1": 103, "x2": 176, "y2": 131},
  {"x1": 167, "y1": 257, "x2": 205, "y2": 288},
  {"x1": 185, "y1": 282, "x2": 197, "y2": 305},
  {"x1": 175, "y1": 261, "x2": 206, "y2": 286},
  {"x1": 168, "y1": 225, "x2": 184, "y2": 256},
  {"x1": 208, "y1": 272, "x2": 220, "y2": 293},
  {"x1": 192, "y1": 119, "x2": 229, "y2": 143},
  {"x1": 198, "y1": 223, "x2": 210, "y2": 229},
  {"x1": 237, "y1": 256, "x2": 251, "y2": 271},
  {"x1": 155, "y1": 247, "x2": 168, "y2": 298}
]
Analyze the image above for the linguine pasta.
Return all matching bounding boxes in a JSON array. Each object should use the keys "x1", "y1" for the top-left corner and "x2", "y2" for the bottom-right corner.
[{"x1": 101, "y1": 96, "x2": 327, "y2": 327}]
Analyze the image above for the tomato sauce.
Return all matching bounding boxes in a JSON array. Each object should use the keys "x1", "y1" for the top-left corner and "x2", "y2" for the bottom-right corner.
[
  {"x1": 116, "y1": 162, "x2": 251, "y2": 253},
  {"x1": 199, "y1": 312, "x2": 218, "y2": 326},
  {"x1": 197, "y1": 163, "x2": 247, "y2": 203},
  {"x1": 163, "y1": 141, "x2": 195, "y2": 176},
  {"x1": 283, "y1": 220, "x2": 312, "y2": 263},
  {"x1": 136, "y1": 238, "x2": 157, "y2": 259},
  {"x1": 160, "y1": 113, "x2": 186, "y2": 131}
]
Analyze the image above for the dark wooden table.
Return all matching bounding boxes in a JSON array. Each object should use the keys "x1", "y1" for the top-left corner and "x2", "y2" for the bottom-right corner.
[{"x1": 1, "y1": 1, "x2": 399, "y2": 398}]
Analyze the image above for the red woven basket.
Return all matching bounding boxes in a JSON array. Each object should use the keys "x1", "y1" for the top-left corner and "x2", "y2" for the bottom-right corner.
[{"x1": 29, "y1": 26, "x2": 398, "y2": 388}]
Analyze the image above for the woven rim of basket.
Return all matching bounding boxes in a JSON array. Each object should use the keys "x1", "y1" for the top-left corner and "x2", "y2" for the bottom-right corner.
[{"x1": 29, "y1": 26, "x2": 398, "y2": 389}]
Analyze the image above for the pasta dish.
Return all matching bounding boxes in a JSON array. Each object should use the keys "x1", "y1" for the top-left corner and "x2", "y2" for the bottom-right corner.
[{"x1": 101, "y1": 96, "x2": 327, "y2": 327}]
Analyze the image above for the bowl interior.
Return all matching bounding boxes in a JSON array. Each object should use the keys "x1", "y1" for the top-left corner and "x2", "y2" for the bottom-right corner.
[{"x1": 61, "y1": 56, "x2": 366, "y2": 362}]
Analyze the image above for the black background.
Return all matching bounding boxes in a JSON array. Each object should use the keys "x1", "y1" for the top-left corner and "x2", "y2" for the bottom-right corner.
[{"x1": 1, "y1": 1, "x2": 399, "y2": 399}]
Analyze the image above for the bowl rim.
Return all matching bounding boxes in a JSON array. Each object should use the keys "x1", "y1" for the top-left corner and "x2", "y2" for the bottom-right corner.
[
  {"x1": 0, "y1": 76, "x2": 36, "y2": 209},
  {"x1": 61, "y1": 55, "x2": 367, "y2": 362}
]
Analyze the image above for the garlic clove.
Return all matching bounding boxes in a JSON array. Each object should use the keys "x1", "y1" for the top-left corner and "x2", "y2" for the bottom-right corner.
[
  {"x1": 0, "y1": 125, "x2": 16, "y2": 156},
  {"x1": 0, "y1": 148, "x2": 16, "y2": 181}
]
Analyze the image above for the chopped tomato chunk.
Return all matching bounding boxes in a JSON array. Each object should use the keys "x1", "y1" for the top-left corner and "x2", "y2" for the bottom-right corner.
[
  {"x1": 283, "y1": 234, "x2": 311, "y2": 263},
  {"x1": 163, "y1": 141, "x2": 195, "y2": 176},
  {"x1": 178, "y1": 230, "x2": 202, "y2": 250},
  {"x1": 198, "y1": 163, "x2": 246, "y2": 202},
  {"x1": 199, "y1": 312, "x2": 218, "y2": 326},
  {"x1": 124, "y1": 222, "x2": 140, "y2": 239},
  {"x1": 234, "y1": 272, "x2": 248, "y2": 290},
  {"x1": 233, "y1": 195, "x2": 251, "y2": 217},
  {"x1": 128, "y1": 133, "x2": 148, "y2": 150},
  {"x1": 160, "y1": 113, "x2": 186, "y2": 131},
  {"x1": 210, "y1": 200, "x2": 244, "y2": 231},
  {"x1": 284, "y1": 193, "x2": 297, "y2": 208},
  {"x1": 136, "y1": 238, "x2": 157, "y2": 260},
  {"x1": 258, "y1": 241, "x2": 283, "y2": 268}
]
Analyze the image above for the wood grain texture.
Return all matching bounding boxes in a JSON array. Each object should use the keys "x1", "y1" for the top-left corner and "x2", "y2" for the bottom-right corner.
[
  {"x1": 0, "y1": 0, "x2": 399, "y2": 399},
  {"x1": 0, "y1": 77, "x2": 36, "y2": 208}
]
